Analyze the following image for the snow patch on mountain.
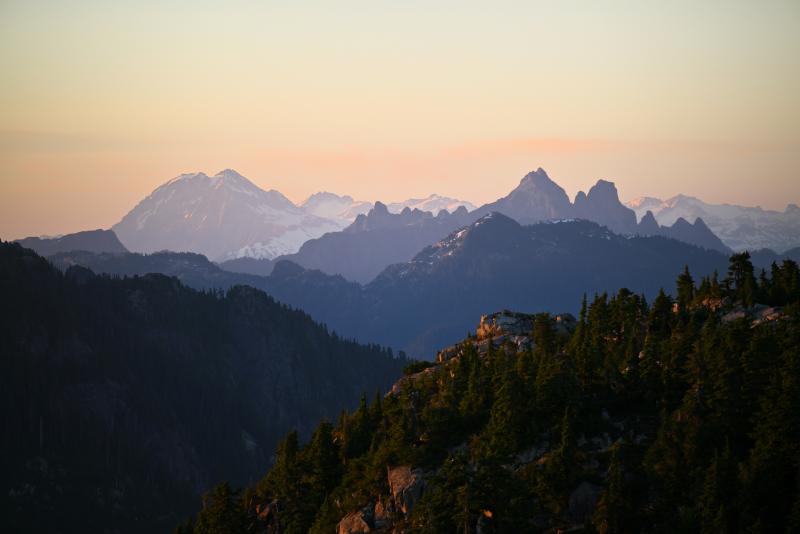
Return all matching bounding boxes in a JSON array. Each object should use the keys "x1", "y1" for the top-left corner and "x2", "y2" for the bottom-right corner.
[
  {"x1": 113, "y1": 169, "x2": 340, "y2": 261},
  {"x1": 625, "y1": 195, "x2": 800, "y2": 252},
  {"x1": 387, "y1": 194, "x2": 475, "y2": 215}
]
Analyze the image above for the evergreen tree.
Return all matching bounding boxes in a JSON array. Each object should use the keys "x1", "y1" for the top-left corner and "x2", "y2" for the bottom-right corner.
[
  {"x1": 194, "y1": 483, "x2": 248, "y2": 534},
  {"x1": 676, "y1": 265, "x2": 695, "y2": 311},
  {"x1": 727, "y1": 252, "x2": 756, "y2": 306},
  {"x1": 593, "y1": 443, "x2": 633, "y2": 534}
]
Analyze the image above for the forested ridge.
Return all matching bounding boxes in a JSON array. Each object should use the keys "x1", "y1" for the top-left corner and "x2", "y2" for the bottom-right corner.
[
  {"x1": 182, "y1": 253, "x2": 800, "y2": 533},
  {"x1": 0, "y1": 242, "x2": 406, "y2": 533}
]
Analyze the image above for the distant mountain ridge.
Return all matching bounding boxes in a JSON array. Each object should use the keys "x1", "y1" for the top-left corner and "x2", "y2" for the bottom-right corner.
[
  {"x1": 55, "y1": 214, "x2": 733, "y2": 359},
  {"x1": 387, "y1": 194, "x2": 476, "y2": 214},
  {"x1": 472, "y1": 168, "x2": 728, "y2": 251},
  {"x1": 626, "y1": 194, "x2": 800, "y2": 252},
  {"x1": 219, "y1": 168, "x2": 731, "y2": 282},
  {"x1": 265, "y1": 202, "x2": 474, "y2": 283},
  {"x1": 15, "y1": 229, "x2": 127, "y2": 256}
]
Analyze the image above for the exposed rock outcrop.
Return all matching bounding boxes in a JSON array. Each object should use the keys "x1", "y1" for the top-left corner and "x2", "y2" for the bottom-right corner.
[
  {"x1": 388, "y1": 466, "x2": 427, "y2": 516},
  {"x1": 337, "y1": 509, "x2": 373, "y2": 534}
]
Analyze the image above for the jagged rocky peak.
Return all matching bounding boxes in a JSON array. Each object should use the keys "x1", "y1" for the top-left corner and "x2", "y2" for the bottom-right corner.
[
  {"x1": 638, "y1": 210, "x2": 660, "y2": 234},
  {"x1": 586, "y1": 179, "x2": 621, "y2": 202},
  {"x1": 573, "y1": 178, "x2": 638, "y2": 235},
  {"x1": 519, "y1": 167, "x2": 556, "y2": 187},
  {"x1": 372, "y1": 201, "x2": 390, "y2": 215},
  {"x1": 693, "y1": 217, "x2": 712, "y2": 230},
  {"x1": 474, "y1": 167, "x2": 573, "y2": 223}
]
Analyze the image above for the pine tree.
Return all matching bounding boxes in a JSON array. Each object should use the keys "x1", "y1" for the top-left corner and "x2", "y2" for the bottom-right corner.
[
  {"x1": 194, "y1": 482, "x2": 248, "y2": 534},
  {"x1": 593, "y1": 443, "x2": 633, "y2": 534},
  {"x1": 727, "y1": 252, "x2": 756, "y2": 306},
  {"x1": 676, "y1": 265, "x2": 695, "y2": 311}
]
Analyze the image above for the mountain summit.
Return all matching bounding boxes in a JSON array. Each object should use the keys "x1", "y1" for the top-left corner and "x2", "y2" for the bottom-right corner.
[
  {"x1": 475, "y1": 168, "x2": 573, "y2": 223},
  {"x1": 113, "y1": 170, "x2": 340, "y2": 261}
]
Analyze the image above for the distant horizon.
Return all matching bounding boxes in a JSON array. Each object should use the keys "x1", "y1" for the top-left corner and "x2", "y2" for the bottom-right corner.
[
  {"x1": 3, "y1": 163, "x2": 799, "y2": 241},
  {"x1": 2, "y1": 1, "x2": 798, "y2": 238}
]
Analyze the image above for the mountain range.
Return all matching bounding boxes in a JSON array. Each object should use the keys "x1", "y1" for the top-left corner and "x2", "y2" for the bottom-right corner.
[
  {"x1": 13, "y1": 168, "x2": 799, "y2": 271},
  {"x1": 220, "y1": 168, "x2": 731, "y2": 283},
  {"x1": 627, "y1": 194, "x2": 800, "y2": 253},
  {"x1": 15, "y1": 229, "x2": 128, "y2": 256},
  {"x1": 110, "y1": 170, "x2": 477, "y2": 263},
  {"x1": 48, "y1": 214, "x2": 732, "y2": 359}
]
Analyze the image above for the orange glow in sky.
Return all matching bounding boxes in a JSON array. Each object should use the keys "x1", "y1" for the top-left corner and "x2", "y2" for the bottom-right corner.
[{"x1": 1, "y1": 0, "x2": 798, "y2": 238}]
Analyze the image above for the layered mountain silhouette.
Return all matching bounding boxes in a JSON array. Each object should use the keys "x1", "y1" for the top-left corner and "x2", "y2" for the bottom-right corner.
[
  {"x1": 358, "y1": 213, "x2": 728, "y2": 355},
  {"x1": 636, "y1": 211, "x2": 730, "y2": 253},
  {"x1": 242, "y1": 168, "x2": 727, "y2": 283},
  {"x1": 2, "y1": 241, "x2": 405, "y2": 532},
  {"x1": 387, "y1": 194, "x2": 476, "y2": 214},
  {"x1": 15, "y1": 229, "x2": 127, "y2": 256},
  {"x1": 627, "y1": 194, "x2": 800, "y2": 253},
  {"x1": 54, "y1": 214, "x2": 731, "y2": 359},
  {"x1": 221, "y1": 202, "x2": 474, "y2": 284}
]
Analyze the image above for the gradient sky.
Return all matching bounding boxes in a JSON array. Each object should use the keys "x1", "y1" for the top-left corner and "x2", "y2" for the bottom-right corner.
[{"x1": 1, "y1": 0, "x2": 799, "y2": 238}]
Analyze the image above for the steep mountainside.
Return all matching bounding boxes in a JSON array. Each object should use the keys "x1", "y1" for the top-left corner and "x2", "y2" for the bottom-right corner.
[
  {"x1": 626, "y1": 194, "x2": 800, "y2": 252},
  {"x1": 180, "y1": 256, "x2": 800, "y2": 533},
  {"x1": 15, "y1": 229, "x2": 128, "y2": 255},
  {"x1": 112, "y1": 169, "x2": 340, "y2": 261},
  {"x1": 0, "y1": 242, "x2": 406, "y2": 533}
]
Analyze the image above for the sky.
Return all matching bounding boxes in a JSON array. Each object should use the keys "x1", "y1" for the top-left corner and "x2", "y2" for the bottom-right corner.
[{"x1": 1, "y1": 0, "x2": 799, "y2": 238}]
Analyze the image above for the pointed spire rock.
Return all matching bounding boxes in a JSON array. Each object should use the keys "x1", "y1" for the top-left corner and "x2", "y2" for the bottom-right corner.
[
  {"x1": 638, "y1": 210, "x2": 660, "y2": 235},
  {"x1": 573, "y1": 179, "x2": 638, "y2": 235}
]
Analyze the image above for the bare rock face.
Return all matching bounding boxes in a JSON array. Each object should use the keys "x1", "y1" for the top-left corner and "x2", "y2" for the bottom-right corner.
[
  {"x1": 373, "y1": 500, "x2": 392, "y2": 530},
  {"x1": 477, "y1": 311, "x2": 535, "y2": 339},
  {"x1": 337, "y1": 509, "x2": 373, "y2": 534},
  {"x1": 388, "y1": 466, "x2": 427, "y2": 516},
  {"x1": 568, "y1": 481, "x2": 602, "y2": 525}
]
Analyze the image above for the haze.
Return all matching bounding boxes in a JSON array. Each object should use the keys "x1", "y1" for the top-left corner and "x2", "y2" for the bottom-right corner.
[{"x1": 1, "y1": 0, "x2": 799, "y2": 239}]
